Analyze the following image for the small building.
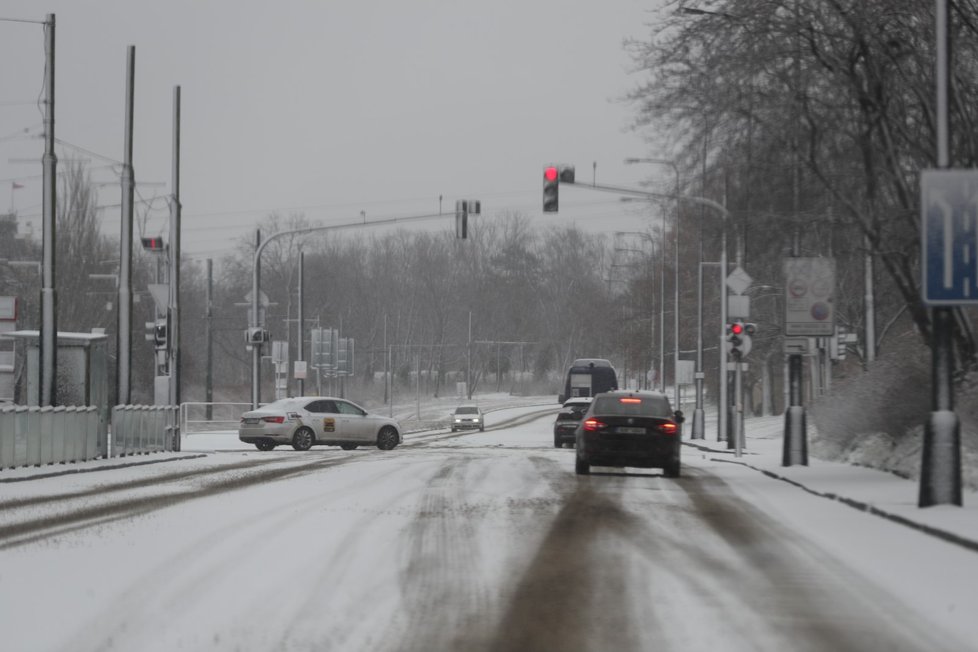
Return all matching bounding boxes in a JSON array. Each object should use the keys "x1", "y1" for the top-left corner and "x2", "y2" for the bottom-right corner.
[{"x1": 0, "y1": 330, "x2": 109, "y2": 427}]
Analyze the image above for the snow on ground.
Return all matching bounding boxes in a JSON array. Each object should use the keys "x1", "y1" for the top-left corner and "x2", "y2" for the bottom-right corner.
[{"x1": 2, "y1": 394, "x2": 977, "y2": 648}]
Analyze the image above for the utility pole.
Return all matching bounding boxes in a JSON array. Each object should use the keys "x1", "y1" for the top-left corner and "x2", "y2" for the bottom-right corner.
[
  {"x1": 39, "y1": 13, "x2": 57, "y2": 407},
  {"x1": 205, "y1": 259, "x2": 213, "y2": 419},
  {"x1": 117, "y1": 45, "x2": 135, "y2": 406},
  {"x1": 297, "y1": 251, "x2": 305, "y2": 396},
  {"x1": 167, "y1": 86, "x2": 181, "y2": 426}
]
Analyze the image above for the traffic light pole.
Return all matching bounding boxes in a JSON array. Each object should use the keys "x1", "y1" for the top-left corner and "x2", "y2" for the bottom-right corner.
[
  {"x1": 248, "y1": 210, "x2": 469, "y2": 408},
  {"x1": 561, "y1": 179, "x2": 730, "y2": 435}
]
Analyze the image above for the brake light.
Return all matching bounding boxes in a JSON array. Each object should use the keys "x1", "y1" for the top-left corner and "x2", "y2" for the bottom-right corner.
[
  {"x1": 262, "y1": 416, "x2": 285, "y2": 424},
  {"x1": 583, "y1": 418, "x2": 607, "y2": 432},
  {"x1": 619, "y1": 397, "x2": 642, "y2": 404},
  {"x1": 659, "y1": 421, "x2": 678, "y2": 435}
]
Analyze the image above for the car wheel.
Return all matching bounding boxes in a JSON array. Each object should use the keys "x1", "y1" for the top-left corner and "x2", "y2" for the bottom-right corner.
[
  {"x1": 554, "y1": 437, "x2": 562, "y2": 448},
  {"x1": 255, "y1": 440, "x2": 276, "y2": 451},
  {"x1": 479, "y1": 425, "x2": 484, "y2": 432},
  {"x1": 663, "y1": 459, "x2": 681, "y2": 478},
  {"x1": 451, "y1": 427, "x2": 457, "y2": 432},
  {"x1": 291, "y1": 427, "x2": 315, "y2": 451},
  {"x1": 340, "y1": 444, "x2": 358, "y2": 451},
  {"x1": 377, "y1": 426, "x2": 399, "y2": 450},
  {"x1": 575, "y1": 456, "x2": 590, "y2": 475}
]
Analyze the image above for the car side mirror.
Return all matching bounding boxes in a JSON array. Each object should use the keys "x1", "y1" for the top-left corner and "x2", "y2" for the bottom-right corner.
[{"x1": 674, "y1": 410, "x2": 685, "y2": 424}]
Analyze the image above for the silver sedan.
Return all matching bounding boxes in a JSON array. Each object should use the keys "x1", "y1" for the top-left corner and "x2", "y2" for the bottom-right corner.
[{"x1": 238, "y1": 396, "x2": 402, "y2": 452}]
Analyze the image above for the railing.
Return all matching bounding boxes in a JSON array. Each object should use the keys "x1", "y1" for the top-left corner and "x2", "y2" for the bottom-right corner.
[
  {"x1": 0, "y1": 405, "x2": 106, "y2": 469},
  {"x1": 110, "y1": 405, "x2": 179, "y2": 456},
  {"x1": 180, "y1": 402, "x2": 254, "y2": 436}
]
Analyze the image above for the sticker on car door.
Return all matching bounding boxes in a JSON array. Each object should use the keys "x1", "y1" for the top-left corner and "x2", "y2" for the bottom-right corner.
[{"x1": 323, "y1": 417, "x2": 336, "y2": 433}]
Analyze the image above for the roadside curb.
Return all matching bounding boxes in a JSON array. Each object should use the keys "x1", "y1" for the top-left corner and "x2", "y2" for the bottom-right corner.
[
  {"x1": 708, "y1": 455, "x2": 978, "y2": 555},
  {"x1": 0, "y1": 453, "x2": 209, "y2": 483}
]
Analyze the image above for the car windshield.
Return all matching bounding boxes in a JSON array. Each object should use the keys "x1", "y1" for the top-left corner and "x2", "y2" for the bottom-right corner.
[
  {"x1": 592, "y1": 395, "x2": 671, "y2": 418},
  {"x1": 455, "y1": 406, "x2": 480, "y2": 414}
]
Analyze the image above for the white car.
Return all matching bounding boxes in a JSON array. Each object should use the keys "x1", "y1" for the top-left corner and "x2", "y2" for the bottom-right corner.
[
  {"x1": 450, "y1": 405, "x2": 484, "y2": 432},
  {"x1": 238, "y1": 397, "x2": 402, "y2": 451}
]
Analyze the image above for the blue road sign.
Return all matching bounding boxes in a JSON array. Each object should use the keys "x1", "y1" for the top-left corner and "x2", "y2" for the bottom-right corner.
[{"x1": 921, "y1": 169, "x2": 978, "y2": 305}]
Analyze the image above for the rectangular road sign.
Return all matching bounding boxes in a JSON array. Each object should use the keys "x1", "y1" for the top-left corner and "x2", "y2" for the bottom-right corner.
[
  {"x1": 784, "y1": 257, "x2": 835, "y2": 336},
  {"x1": 921, "y1": 169, "x2": 978, "y2": 304}
]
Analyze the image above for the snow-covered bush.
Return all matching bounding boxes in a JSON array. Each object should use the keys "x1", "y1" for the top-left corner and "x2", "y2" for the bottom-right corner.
[{"x1": 811, "y1": 344, "x2": 978, "y2": 490}]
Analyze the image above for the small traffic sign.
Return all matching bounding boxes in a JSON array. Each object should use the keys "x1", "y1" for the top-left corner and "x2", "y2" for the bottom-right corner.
[
  {"x1": 726, "y1": 266, "x2": 752, "y2": 295},
  {"x1": 921, "y1": 169, "x2": 978, "y2": 304}
]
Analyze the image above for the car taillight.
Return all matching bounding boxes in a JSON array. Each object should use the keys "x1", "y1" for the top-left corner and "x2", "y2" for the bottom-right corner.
[
  {"x1": 659, "y1": 421, "x2": 678, "y2": 435},
  {"x1": 262, "y1": 416, "x2": 285, "y2": 424},
  {"x1": 583, "y1": 418, "x2": 607, "y2": 432}
]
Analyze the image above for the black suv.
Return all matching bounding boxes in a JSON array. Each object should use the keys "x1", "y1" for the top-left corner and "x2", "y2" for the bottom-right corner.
[{"x1": 574, "y1": 390, "x2": 684, "y2": 477}]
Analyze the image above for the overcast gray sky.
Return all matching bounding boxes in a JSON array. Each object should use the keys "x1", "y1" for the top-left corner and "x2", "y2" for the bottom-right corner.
[{"x1": 0, "y1": 1, "x2": 670, "y2": 261}]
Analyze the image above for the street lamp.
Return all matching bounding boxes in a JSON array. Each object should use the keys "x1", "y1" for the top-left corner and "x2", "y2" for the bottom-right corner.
[
  {"x1": 625, "y1": 158, "x2": 682, "y2": 413},
  {"x1": 615, "y1": 232, "x2": 661, "y2": 391},
  {"x1": 562, "y1": 176, "x2": 730, "y2": 441}
]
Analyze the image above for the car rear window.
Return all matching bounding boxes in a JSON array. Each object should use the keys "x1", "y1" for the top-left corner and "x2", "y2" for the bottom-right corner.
[
  {"x1": 592, "y1": 395, "x2": 671, "y2": 417},
  {"x1": 455, "y1": 406, "x2": 479, "y2": 414}
]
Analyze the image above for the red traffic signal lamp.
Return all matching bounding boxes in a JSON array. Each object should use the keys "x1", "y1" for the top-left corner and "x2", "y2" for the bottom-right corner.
[
  {"x1": 543, "y1": 166, "x2": 559, "y2": 213},
  {"x1": 141, "y1": 236, "x2": 165, "y2": 252},
  {"x1": 726, "y1": 320, "x2": 754, "y2": 359}
]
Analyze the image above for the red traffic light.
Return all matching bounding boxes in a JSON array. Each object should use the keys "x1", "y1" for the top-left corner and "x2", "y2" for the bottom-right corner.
[
  {"x1": 141, "y1": 236, "x2": 164, "y2": 251},
  {"x1": 544, "y1": 166, "x2": 559, "y2": 182},
  {"x1": 730, "y1": 322, "x2": 744, "y2": 335}
]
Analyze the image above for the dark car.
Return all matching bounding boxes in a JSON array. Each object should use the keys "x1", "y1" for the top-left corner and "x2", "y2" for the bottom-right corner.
[
  {"x1": 553, "y1": 397, "x2": 592, "y2": 448},
  {"x1": 574, "y1": 390, "x2": 684, "y2": 477}
]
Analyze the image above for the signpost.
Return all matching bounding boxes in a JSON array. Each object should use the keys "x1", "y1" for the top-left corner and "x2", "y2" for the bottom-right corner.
[{"x1": 921, "y1": 169, "x2": 978, "y2": 305}]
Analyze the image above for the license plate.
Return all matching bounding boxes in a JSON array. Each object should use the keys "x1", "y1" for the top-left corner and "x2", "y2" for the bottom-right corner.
[
  {"x1": 243, "y1": 418, "x2": 260, "y2": 425},
  {"x1": 616, "y1": 426, "x2": 645, "y2": 435}
]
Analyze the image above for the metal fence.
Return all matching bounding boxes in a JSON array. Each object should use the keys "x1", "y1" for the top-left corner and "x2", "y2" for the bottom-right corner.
[
  {"x1": 179, "y1": 402, "x2": 253, "y2": 436},
  {"x1": 0, "y1": 405, "x2": 106, "y2": 469},
  {"x1": 110, "y1": 405, "x2": 179, "y2": 456}
]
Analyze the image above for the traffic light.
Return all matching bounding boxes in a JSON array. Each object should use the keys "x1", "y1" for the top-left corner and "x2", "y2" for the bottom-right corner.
[
  {"x1": 726, "y1": 320, "x2": 745, "y2": 359},
  {"x1": 141, "y1": 236, "x2": 165, "y2": 251},
  {"x1": 726, "y1": 320, "x2": 755, "y2": 359},
  {"x1": 543, "y1": 166, "x2": 559, "y2": 213},
  {"x1": 153, "y1": 318, "x2": 167, "y2": 350}
]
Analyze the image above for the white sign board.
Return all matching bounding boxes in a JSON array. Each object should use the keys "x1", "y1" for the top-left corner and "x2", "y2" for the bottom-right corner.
[
  {"x1": 294, "y1": 360, "x2": 307, "y2": 380},
  {"x1": 784, "y1": 257, "x2": 835, "y2": 336},
  {"x1": 675, "y1": 360, "x2": 695, "y2": 385},
  {"x1": 0, "y1": 296, "x2": 16, "y2": 320}
]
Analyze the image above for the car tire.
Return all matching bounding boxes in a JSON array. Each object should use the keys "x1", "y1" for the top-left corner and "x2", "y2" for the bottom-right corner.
[
  {"x1": 451, "y1": 427, "x2": 457, "y2": 432},
  {"x1": 377, "y1": 426, "x2": 399, "y2": 451},
  {"x1": 479, "y1": 425, "x2": 484, "y2": 432},
  {"x1": 575, "y1": 456, "x2": 590, "y2": 475},
  {"x1": 340, "y1": 444, "x2": 358, "y2": 451},
  {"x1": 663, "y1": 460, "x2": 681, "y2": 478},
  {"x1": 554, "y1": 438, "x2": 561, "y2": 448},
  {"x1": 292, "y1": 427, "x2": 315, "y2": 451},
  {"x1": 255, "y1": 440, "x2": 276, "y2": 451}
]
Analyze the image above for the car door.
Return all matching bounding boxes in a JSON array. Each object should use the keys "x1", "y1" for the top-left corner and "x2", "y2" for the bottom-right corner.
[
  {"x1": 333, "y1": 400, "x2": 373, "y2": 442},
  {"x1": 302, "y1": 399, "x2": 339, "y2": 441}
]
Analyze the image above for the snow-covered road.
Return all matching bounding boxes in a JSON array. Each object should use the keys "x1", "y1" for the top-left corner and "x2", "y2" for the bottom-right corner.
[{"x1": 1, "y1": 407, "x2": 975, "y2": 651}]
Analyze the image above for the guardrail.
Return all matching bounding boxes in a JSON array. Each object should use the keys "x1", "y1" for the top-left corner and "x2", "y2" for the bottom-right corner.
[
  {"x1": 110, "y1": 405, "x2": 179, "y2": 456},
  {"x1": 180, "y1": 402, "x2": 254, "y2": 435},
  {"x1": 0, "y1": 405, "x2": 105, "y2": 469}
]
